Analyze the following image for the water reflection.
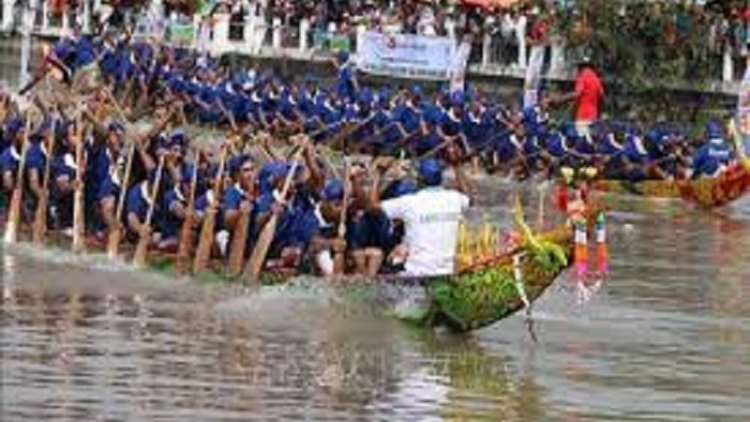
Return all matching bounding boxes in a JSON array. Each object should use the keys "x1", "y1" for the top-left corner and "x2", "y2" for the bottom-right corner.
[{"x1": 2, "y1": 193, "x2": 750, "y2": 422}]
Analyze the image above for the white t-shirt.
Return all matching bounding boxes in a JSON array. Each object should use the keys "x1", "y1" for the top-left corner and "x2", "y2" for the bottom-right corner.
[{"x1": 381, "y1": 187, "x2": 470, "y2": 276}]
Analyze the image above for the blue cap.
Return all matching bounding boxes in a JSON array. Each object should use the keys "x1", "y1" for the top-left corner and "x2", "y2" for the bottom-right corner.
[
  {"x1": 410, "y1": 85, "x2": 423, "y2": 98},
  {"x1": 7, "y1": 118, "x2": 24, "y2": 134},
  {"x1": 108, "y1": 121, "x2": 124, "y2": 133},
  {"x1": 645, "y1": 129, "x2": 662, "y2": 144},
  {"x1": 336, "y1": 50, "x2": 349, "y2": 64},
  {"x1": 391, "y1": 179, "x2": 418, "y2": 198},
  {"x1": 359, "y1": 88, "x2": 373, "y2": 105},
  {"x1": 229, "y1": 154, "x2": 252, "y2": 177},
  {"x1": 450, "y1": 91, "x2": 465, "y2": 107},
  {"x1": 418, "y1": 158, "x2": 443, "y2": 187},
  {"x1": 322, "y1": 179, "x2": 344, "y2": 201},
  {"x1": 705, "y1": 121, "x2": 722, "y2": 139},
  {"x1": 171, "y1": 130, "x2": 187, "y2": 148}
]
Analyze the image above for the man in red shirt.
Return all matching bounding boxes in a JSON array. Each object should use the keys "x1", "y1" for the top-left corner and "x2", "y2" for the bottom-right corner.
[{"x1": 549, "y1": 57, "x2": 605, "y2": 137}]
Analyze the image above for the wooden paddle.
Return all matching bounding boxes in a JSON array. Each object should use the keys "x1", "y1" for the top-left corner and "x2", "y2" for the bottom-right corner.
[
  {"x1": 175, "y1": 151, "x2": 200, "y2": 276},
  {"x1": 242, "y1": 155, "x2": 302, "y2": 284},
  {"x1": 3, "y1": 118, "x2": 32, "y2": 245},
  {"x1": 107, "y1": 138, "x2": 136, "y2": 260},
  {"x1": 32, "y1": 130, "x2": 56, "y2": 244},
  {"x1": 226, "y1": 192, "x2": 253, "y2": 278},
  {"x1": 192, "y1": 145, "x2": 229, "y2": 275},
  {"x1": 133, "y1": 155, "x2": 165, "y2": 268},
  {"x1": 334, "y1": 161, "x2": 351, "y2": 275},
  {"x1": 72, "y1": 116, "x2": 87, "y2": 253}
]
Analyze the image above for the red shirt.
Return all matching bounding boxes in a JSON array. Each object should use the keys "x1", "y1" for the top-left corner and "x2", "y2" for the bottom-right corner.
[{"x1": 575, "y1": 68, "x2": 604, "y2": 121}]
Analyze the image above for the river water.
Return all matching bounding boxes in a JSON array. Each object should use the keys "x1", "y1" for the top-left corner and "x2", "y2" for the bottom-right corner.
[{"x1": 2, "y1": 183, "x2": 750, "y2": 422}]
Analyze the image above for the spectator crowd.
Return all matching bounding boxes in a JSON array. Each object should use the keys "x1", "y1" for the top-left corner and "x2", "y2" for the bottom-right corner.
[{"x1": 1, "y1": 0, "x2": 748, "y2": 84}]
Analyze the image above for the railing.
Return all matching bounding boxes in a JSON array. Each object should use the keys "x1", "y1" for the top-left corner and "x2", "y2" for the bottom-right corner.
[{"x1": 0, "y1": 2, "x2": 743, "y2": 92}]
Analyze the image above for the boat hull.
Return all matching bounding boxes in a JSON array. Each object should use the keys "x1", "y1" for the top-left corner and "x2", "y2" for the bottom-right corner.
[{"x1": 593, "y1": 165, "x2": 750, "y2": 208}]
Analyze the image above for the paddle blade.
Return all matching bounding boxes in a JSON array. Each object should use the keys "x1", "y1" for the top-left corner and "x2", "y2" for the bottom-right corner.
[
  {"x1": 243, "y1": 215, "x2": 278, "y2": 284},
  {"x1": 32, "y1": 195, "x2": 48, "y2": 244},
  {"x1": 192, "y1": 209, "x2": 217, "y2": 275},
  {"x1": 107, "y1": 227, "x2": 122, "y2": 260},
  {"x1": 226, "y1": 212, "x2": 251, "y2": 278},
  {"x1": 72, "y1": 188, "x2": 86, "y2": 253},
  {"x1": 133, "y1": 235, "x2": 150, "y2": 268},
  {"x1": 3, "y1": 189, "x2": 22, "y2": 244},
  {"x1": 175, "y1": 216, "x2": 195, "y2": 276}
]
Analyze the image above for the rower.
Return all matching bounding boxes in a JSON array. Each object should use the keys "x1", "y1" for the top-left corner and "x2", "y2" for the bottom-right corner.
[
  {"x1": 222, "y1": 154, "x2": 256, "y2": 259},
  {"x1": 124, "y1": 169, "x2": 162, "y2": 245},
  {"x1": 311, "y1": 178, "x2": 347, "y2": 275},
  {"x1": 691, "y1": 122, "x2": 733, "y2": 179},
  {"x1": 367, "y1": 157, "x2": 471, "y2": 276},
  {"x1": 0, "y1": 119, "x2": 26, "y2": 214},
  {"x1": 52, "y1": 120, "x2": 83, "y2": 236},
  {"x1": 253, "y1": 158, "x2": 318, "y2": 271},
  {"x1": 24, "y1": 130, "x2": 50, "y2": 217}
]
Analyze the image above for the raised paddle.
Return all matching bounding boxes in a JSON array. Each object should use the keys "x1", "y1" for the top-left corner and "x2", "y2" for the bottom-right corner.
[
  {"x1": 108, "y1": 138, "x2": 136, "y2": 260},
  {"x1": 175, "y1": 150, "x2": 200, "y2": 276},
  {"x1": 242, "y1": 154, "x2": 302, "y2": 284},
  {"x1": 32, "y1": 130, "x2": 56, "y2": 244},
  {"x1": 72, "y1": 116, "x2": 87, "y2": 253},
  {"x1": 133, "y1": 155, "x2": 165, "y2": 268},
  {"x1": 3, "y1": 118, "x2": 32, "y2": 245},
  {"x1": 193, "y1": 144, "x2": 229, "y2": 275},
  {"x1": 333, "y1": 160, "x2": 351, "y2": 275}
]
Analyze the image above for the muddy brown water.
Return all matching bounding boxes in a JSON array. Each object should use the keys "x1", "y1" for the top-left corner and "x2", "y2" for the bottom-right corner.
[{"x1": 2, "y1": 182, "x2": 750, "y2": 422}]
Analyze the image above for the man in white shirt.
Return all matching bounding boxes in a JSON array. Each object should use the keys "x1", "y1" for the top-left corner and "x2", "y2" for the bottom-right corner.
[{"x1": 368, "y1": 158, "x2": 471, "y2": 276}]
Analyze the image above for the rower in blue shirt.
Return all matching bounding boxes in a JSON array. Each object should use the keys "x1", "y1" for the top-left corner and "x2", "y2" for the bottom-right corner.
[
  {"x1": 691, "y1": 122, "x2": 733, "y2": 179},
  {"x1": 1, "y1": 120, "x2": 26, "y2": 204},
  {"x1": 334, "y1": 51, "x2": 359, "y2": 103},
  {"x1": 222, "y1": 154, "x2": 256, "y2": 260},
  {"x1": 125, "y1": 169, "x2": 162, "y2": 244}
]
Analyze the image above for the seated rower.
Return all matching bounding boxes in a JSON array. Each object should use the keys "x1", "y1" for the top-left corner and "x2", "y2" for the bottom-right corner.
[
  {"x1": 24, "y1": 131, "x2": 50, "y2": 220},
  {"x1": 311, "y1": 178, "x2": 348, "y2": 276},
  {"x1": 52, "y1": 121, "x2": 85, "y2": 236},
  {"x1": 0, "y1": 119, "x2": 26, "y2": 216},
  {"x1": 222, "y1": 154, "x2": 256, "y2": 261},
  {"x1": 690, "y1": 122, "x2": 734, "y2": 179},
  {"x1": 124, "y1": 171, "x2": 162, "y2": 245},
  {"x1": 367, "y1": 156, "x2": 471, "y2": 276},
  {"x1": 253, "y1": 159, "x2": 320, "y2": 272}
]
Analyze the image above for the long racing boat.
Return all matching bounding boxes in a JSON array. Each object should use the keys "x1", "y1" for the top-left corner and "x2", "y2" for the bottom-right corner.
[
  {"x1": 592, "y1": 164, "x2": 750, "y2": 208},
  {"x1": 2, "y1": 210, "x2": 574, "y2": 333}
]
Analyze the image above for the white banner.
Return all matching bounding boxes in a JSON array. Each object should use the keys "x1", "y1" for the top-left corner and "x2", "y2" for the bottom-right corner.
[{"x1": 356, "y1": 32, "x2": 460, "y2": 80}]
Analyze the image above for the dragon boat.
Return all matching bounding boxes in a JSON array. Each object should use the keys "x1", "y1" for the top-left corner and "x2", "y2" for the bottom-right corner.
[
  {"x1": 592, "y1": 164, "x2": 750, "y2": 208},
  {"x1": 2, "y1": 208, "x2": 574, "y2": 333}
]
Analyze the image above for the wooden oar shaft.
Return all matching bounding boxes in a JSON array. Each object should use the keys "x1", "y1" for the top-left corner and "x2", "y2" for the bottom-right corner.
[
  {"x1": 32, "y1": 132, "x2": 55, "y2": 244},
  {"x1": 72, "y1": 118, "x2": 87, "y2": 253},
  {"x1": 133, "y1": 156, "x2": 165, "y2": 267},
  {"x1": 175, "y1": 155, "x2": 200, "y2": 275},
  {"x1": 192, "y1": 146, "x2": 229, "y2": 274},
  {"x1": 3, "y1": 118, "x2": 32, "y2": 245}
]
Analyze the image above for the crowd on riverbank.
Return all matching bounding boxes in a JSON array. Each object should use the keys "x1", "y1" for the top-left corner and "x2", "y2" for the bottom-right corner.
[{"x1": 1, "y1": 0, "x2": 746, "y2": 85}]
